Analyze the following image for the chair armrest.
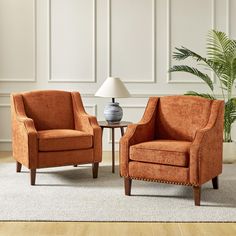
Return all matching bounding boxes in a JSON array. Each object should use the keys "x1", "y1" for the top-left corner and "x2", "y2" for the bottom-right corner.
[
  {"x1": 189, "y1": 100, "x2": 224, "y2": 185},
  {"x1": 77, "y1": 114, "x2": 102, "y2": 163},
  {"x1": 71, "y1": 92, "x2": 102, "y2": 162},
  {"x1": 11, "y1": 94, "x2": 38, "y2": 169},
  {"x1": 78, "y1": 114, "x2": 101, "y2": 135},
  {"x1": 16, "y1": 116, "x2": 37, "y2": 132},
  {"x1": 120, "y1": 97, "x2": 159, "y2": 177}
]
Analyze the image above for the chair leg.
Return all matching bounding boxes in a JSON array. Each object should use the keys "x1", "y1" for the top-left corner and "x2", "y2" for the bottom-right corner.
[
  {"x1": 16, "y1": 162, "x2": 22, "y2": 173},
  {"x1": 124, "y1": 178, "x2": 132, "y2": 196},
  {"x1": 73, "y1": 165, "x2": 78, "y2": 167},
  {"x1": 92, "y1": 163, "x2": 99, "y2": 178},
  {"x1": 212, "y1": 176, "x2": 218, "y2": 189},
  {"x1": 30, "y1": 169, "x2": 36, "y2": 186},
  {"x1": 193, "y1": 186, "x2": 201, "y2": 206}
]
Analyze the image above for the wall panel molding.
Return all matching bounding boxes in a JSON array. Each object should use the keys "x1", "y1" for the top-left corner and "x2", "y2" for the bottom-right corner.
[
  {"x1": 84, "y1": 104, "x2": 97, "y2": 116},
  {"x1": 0, "y1": 139, "x2": 11, "y2": 143},
  {"x1": 48, "y1": 0, "x2": 97, "y2": 83},
  {"x1": 0, "y1": 93, "x2": 229, "y2": 99},
  {"x1": 0, "y1": 103, "x2": 11, "y2": 143},
  {"x1": 107, "y1": 0, "x2": 156, "y2": 83},
  {"x1": 226, "y1": 0, "x2": 230, "y2": 36},
  {"x1": 0, "y1": 93, "x2": 11, "y2": 98},
  {"x1": 166, "y1": 0, "x2": 215, "y2": 84},
  {"x1": 0, "y1": 0, "x2": 37, "y2": 82}
]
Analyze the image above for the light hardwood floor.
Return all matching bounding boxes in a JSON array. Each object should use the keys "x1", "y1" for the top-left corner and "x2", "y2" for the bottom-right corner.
[{"x1": 0, "y1": 151, "x2": 236, "y2": 236}]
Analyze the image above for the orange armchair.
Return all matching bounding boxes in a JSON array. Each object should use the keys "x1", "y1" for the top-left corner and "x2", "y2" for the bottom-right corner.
[
  {"x1": 11, "y1": 90, "x2": 102, "y2": 185},
  {"x1": 120, "y1": 96, "x2": 224, "y2": 206}
]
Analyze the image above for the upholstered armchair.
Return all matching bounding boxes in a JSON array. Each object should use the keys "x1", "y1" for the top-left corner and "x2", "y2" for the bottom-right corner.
[
  {"x1": 11, "y1": 90, "x2": 102, "y2": 185},
  {"x1": 120, "y1": 96, "x2": 224, "y2": 206}
]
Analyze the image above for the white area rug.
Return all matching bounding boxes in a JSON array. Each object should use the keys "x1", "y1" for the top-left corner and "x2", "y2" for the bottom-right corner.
[{"x1": 0, "y1": 163, "x2": 236, "y2": 222}]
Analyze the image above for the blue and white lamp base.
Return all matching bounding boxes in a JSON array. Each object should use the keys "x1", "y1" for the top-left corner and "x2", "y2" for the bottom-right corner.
[{"x1": 104, "y1": 102, "x2": 123, "y2": 124}]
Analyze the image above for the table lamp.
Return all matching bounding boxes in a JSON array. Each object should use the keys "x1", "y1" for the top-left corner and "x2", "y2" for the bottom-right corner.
[{"x1": 95, "y1": 77, "x2": 130, "y2": 123}]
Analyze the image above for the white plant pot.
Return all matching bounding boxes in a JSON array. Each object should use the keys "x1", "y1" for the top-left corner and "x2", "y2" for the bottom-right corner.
[{"x1": 223, "y1": 142, "x2": 236, "y2": 163}]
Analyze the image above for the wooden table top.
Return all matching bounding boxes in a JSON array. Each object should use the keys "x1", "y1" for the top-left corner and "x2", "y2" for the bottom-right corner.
[{"x1": 98, "y1": 121, "x2": 132, "y2": 128}]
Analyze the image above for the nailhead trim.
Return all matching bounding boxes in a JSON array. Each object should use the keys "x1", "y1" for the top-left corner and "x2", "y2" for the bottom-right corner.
[{"x1": 129, "y1": 176, "x2": 198, "y2": 187}]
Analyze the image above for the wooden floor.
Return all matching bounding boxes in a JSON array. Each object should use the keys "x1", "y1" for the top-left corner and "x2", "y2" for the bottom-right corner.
[
  {"x1": 0, "y1": 222, "x2": 236, "y2": 236},
  {"x1": 0, "y1": 151, "x2": 236, "y2": 236}
]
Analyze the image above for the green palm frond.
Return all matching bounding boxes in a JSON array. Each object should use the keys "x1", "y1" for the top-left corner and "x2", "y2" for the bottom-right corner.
[
  {"x1": 172, "y1": 47, "x2": 226, "y2": 82},
  {"x1": 218, "y1": 57, "x2": 236, "y2": 93},
  {"x1": 220, "y1": 73, "x2": 231, "y2": 90},
  {"x1": 224, "y1": 98, "x2": 236, "y2": 142},
  {"x1": 207, "y1": 30, "x2": 236, "y2": 61},
  {"x1": 184, "y1": 91, "x2": 216, "y2": 100},
  {"x1": 173, "y1": 47, "x2": 207, "y2": 62},
  {"x1": 231, "y1": 57, "x2": 236, "y2": 84},
  {"x1": 169, "y1": 29, "x2": 236, "y2": 142},
  {"x1": 207, "y1": 31, "x2": 236, "y2": 95},
  {"x1": 205, "y1": 59, "x2": 225, "y2": 75},
  {"x1": 169, "y1": 65, "x2": 214, "y2": 91}
]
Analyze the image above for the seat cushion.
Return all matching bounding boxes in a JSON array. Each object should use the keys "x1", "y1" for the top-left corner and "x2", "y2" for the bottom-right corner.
[
  {"x1": 38, "y1": 129, "x2": 93, "y2": 152},
  {"x1": 130, "y1": 140, "x2": 191, "y2": 167}
]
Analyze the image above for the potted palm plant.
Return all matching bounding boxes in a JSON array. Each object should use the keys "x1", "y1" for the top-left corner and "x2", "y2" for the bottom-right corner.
[{"x1": 169, "y1": 29, "x2": 236, "y2": 163}]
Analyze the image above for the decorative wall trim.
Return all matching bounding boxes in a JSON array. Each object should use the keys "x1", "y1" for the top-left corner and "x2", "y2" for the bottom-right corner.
[
  {"x1": 48, "y1": 0, "x2": 97, "y2": 83},
  {"x1": 0, "y1": 0, "x2": 37, "y2": 82},
  {"x1": 0, "y1": 92, "x2": 230, "y2": 99},
  {"x1": 121, "y1": 105, "x2": 146, "y2": 109},
  {"x1": 0, "y1": 104, "x2": 10, "y2": 107},
  {"x1": 107, "y1": 0, "x2": 156, "y2": 83},
  {"x1": 0, "y1": 93, "x2": 10, "y2": 98},
  {"x1": 0, "y1": 103, "x2": 11, "y2": 143},
  {"x1": 226, "y1": 0, "x2": 230, "y2": 36},
  {"x1": 108, "y1": 105, "x2": 146, "y2": 143},
  {"x1": 84, "y1": 104, "x2": 97, "y2": 116},
  {"x1": 166, "y1": 0, "x2": 215, "y2": 84},
  {"x1": 81, "y1": 93, "x2": 229, "y2": 99},
  {"x1": 0, "y1": 139, "x2": 11, "y2": 143}
]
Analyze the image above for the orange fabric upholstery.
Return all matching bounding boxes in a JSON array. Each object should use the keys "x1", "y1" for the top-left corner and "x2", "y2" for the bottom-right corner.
[
  {"x1": 38, "y1": 149, "x2": 94, "y2": 168},
  {"x1": 11, "y1": 93, "x2": 38, "y2": 169},
  {"x1": 22, "y1": 90, "x2": 74, "y2": 130},
  {"x1": 130, "y1": 140, "x2": 190, "y2": 167},
  {"x1": 129, "y1": 162, "x2": 189, "y2": 184},
  {"x1": 71, "y1": 92, "x2": 102, "y2": 163},
  {"x1": 38, "y1": 129, "x2": 93, "y2": 152},
  {"x1": 11, "y1": 90, "x2": 102, "y2": 184},
  {"x1": 119, "y1": 97, "x2": 158, "y2": 177},
  {"x1": 120, "y1": 95, "x2": 224, "y2": 205},
  {"x1": 156, "y1": 96, "x2": 212, "y2": 141}
]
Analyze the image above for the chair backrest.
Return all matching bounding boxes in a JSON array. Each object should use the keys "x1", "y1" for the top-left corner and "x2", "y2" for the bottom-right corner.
[
  {"x1": 22, "y1": 90, "x2": 74, "y2": 130},
  {"x1": 156, "y1": 96, "x2": 213, "y2": 141}
]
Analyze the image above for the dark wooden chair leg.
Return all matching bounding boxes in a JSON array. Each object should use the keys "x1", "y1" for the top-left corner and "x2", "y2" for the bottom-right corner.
[
  {"x1": 92, "y1": 163, "x2": 99, "y2": 178},
  {"x1": 193, "y1": 186, "x2": 201, "y2": 206},
  {"x1": 212, "y1": 176, "x2": 218, "y2": 189},
  {"x1": 73, "y1": 165, "x2": 78, "y2": 167},
  {"x1": 16, "y1": 162, "x2": 22, "y2": 173},
  {"x1": 30, "y1": 169, "x2": 36, "y2": 186},
  {"x1": 124, "y1": 178, "x2": 132, "y2": 196}
]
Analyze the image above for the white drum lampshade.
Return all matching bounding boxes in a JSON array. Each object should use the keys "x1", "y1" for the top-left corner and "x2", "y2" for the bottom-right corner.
[{"x1": 95, "y1": 77, "x2": 130, "y2": 123}]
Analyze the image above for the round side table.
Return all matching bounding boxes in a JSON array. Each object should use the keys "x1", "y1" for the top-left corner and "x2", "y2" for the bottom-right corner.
[{"x1": 98, "y1": 121, "x2": 132, "y2": 173}]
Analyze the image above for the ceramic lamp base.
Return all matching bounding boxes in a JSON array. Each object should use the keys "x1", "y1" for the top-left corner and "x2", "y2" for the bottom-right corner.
[{"x1": 104, "y1": 102, "x2": 123, "y2": 123}]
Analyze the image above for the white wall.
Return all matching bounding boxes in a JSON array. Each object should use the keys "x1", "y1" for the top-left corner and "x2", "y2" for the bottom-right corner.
[{"x1": 0, "y1": 0, "x2": 235, "y2": 151}]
